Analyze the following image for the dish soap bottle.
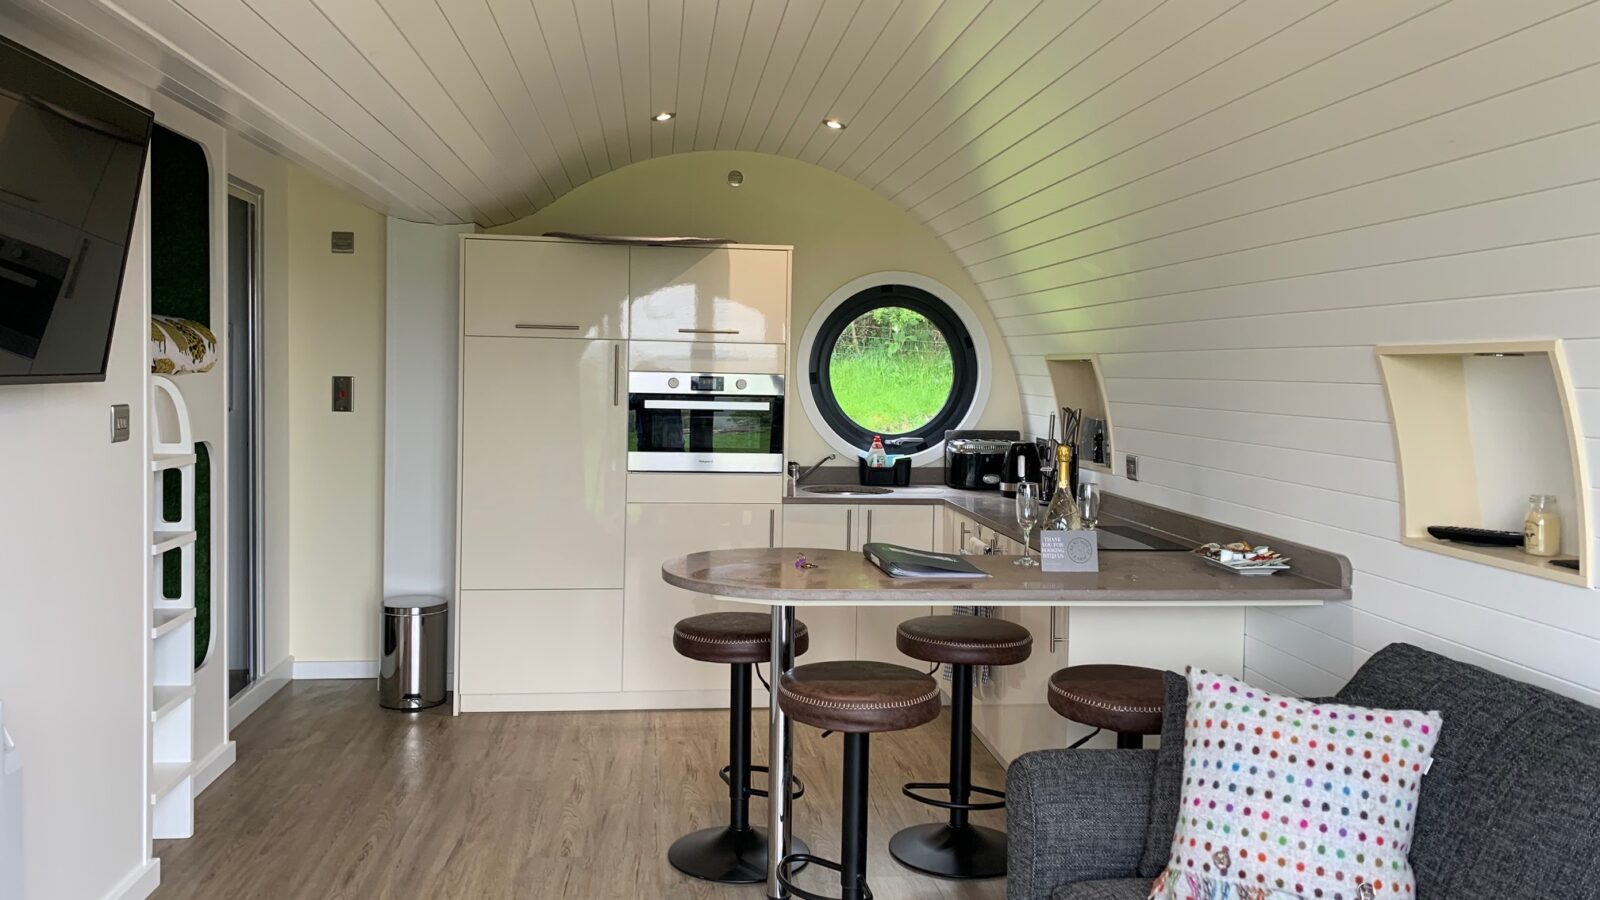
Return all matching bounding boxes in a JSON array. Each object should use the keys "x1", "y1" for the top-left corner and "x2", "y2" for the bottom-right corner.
[
  {"x1": 1524, "y1": 494, "x2": 1562, "y2": 557},
  {"x1": 1041, "y1": 444, "x2": 1083, "y2": 531},
  {"x1": 866, "y1": 435, "x2": 888, "y2": 468}
]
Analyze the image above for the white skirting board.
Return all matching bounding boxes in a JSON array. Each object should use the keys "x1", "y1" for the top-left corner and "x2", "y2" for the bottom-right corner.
[
  {"x1": 102, "y1": 859, "x2": 160, "y2": 900},
  {"x1": 192, "y1": 741, "x2": 237, "y2": 797},
  {"x1": 293, "y1": 660, "x2": 378, "y2": 680},
  {"x1": 227, "y1": 657, "x2": 294, "y2": 728}
]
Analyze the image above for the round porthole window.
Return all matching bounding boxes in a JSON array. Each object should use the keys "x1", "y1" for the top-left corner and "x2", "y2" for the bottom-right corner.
[{"x1": 800, "y1": 274, "x2": 989, "y2": 464}]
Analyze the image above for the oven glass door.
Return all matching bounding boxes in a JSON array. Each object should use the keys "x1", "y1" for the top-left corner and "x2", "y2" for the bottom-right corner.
[{"x1": 628, "y1": 392, "x2": 784, "y2": 472}]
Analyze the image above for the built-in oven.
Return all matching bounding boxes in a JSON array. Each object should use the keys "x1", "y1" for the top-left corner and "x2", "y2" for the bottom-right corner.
[{"x1": 628, "y1": 372, "x2": 785, "y2": 473}]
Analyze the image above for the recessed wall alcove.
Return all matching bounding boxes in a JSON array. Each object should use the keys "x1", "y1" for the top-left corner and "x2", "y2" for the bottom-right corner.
[
  {"x1": 1377, "y1": 341, "x2": 1591, "y2": 588},
  {"x1": 1045, "y1": 354, "x2": 1114, "y2": 473}
]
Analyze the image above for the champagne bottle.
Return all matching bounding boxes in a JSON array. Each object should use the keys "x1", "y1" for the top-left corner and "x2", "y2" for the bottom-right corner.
[{"x1": 1041, "y1": 443, "x2": 1083, "y2": 530}]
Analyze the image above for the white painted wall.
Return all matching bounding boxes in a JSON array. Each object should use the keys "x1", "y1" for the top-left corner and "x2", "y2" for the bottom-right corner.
[
  {"x1": 285, "y1": 167, "x2": 388, "y2": 670},
  {"x1": 0, "y1": 14, "x2": 156, "y2": 897},
  {"x1": 979, "y1": 0, "x2": 1600, "y2": 704},
  {"x1": 383, "y1": 220, "x2": 474, "y2": 603}
]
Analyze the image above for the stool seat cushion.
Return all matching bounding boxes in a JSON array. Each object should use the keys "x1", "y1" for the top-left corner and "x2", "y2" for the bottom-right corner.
[
  {"x1": 1048, "y1": 664, "x2": 1164, "y2": 735},
  {"x1": 779, "y1": 661, "x2": 941, "y2": 734},
  {"x1": 895, "y1": 614, "x2": 1033, "y2": 666},
  {"x1": 673, "y1": 612, "x2": 809, "y2": 665}
]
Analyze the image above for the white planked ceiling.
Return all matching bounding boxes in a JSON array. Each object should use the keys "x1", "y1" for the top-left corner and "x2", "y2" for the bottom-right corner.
[{"x1": 6, "y1": 0, "x2": 1192, "y2": 233}]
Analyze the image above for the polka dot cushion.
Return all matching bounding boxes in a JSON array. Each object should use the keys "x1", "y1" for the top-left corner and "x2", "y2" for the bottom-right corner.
[{"x1": 1149, "y1": 669, "x2": 1441, "y2": 900}]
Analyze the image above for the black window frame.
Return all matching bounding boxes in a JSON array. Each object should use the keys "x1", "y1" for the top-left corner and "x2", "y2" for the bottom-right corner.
[{"x1": 806, "y1": 283, "x2": 979, "y2": 453}]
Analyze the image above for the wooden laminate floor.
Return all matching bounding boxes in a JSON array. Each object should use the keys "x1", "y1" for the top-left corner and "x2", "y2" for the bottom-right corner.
[{"x1": 154, "y1": 681, "x2": 1011, "y2": 900}]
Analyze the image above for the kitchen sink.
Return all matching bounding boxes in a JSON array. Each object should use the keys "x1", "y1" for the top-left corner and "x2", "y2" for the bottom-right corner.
[{"x1": 800, "y1": 485, "x2": 895, "y2": 496}]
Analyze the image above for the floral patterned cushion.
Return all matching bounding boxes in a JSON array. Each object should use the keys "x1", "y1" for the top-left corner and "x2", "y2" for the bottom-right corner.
[
  {"x1": 1149, "y1": 669, "x2": 1441, "y2": 900},
  {"x1": 150, "y1": 315, "x2": 217, "y2": 375}
]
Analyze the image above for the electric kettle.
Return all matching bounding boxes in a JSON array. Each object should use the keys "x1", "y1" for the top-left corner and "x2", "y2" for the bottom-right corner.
[{"x1": 1000, "y1": 441, "x2": 1042, "y2": 497}]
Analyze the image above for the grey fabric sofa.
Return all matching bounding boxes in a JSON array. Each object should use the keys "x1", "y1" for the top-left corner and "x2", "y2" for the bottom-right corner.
[{"x1": 1005, "y1": 643, "x2": 1600, "y2": 900}]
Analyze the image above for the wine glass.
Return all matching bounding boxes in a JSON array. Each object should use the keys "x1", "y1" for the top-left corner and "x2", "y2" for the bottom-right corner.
[
  {"x1": 1014, "y1": 481, "x2": 1040, "y2": 566},
  {"x1": 1077, "y1": 482, "x2": 1100, "y2": 529}
]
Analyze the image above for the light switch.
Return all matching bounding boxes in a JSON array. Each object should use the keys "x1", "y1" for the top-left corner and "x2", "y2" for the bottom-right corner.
[
  {"x1": 110, "y1": 404, "x2": 130, "y2": 442},
  {"x1": 332, "y1": 376, "x2": 353, "y2": 412},
  {"x1": 1124, "y1": 454, "x2": 1139, "y2": 482}
]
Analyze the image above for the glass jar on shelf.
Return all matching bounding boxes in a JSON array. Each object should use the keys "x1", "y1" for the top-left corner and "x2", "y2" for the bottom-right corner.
[{"x1": 1523, "y1": 494, "x2": 1562, "y2": 558}]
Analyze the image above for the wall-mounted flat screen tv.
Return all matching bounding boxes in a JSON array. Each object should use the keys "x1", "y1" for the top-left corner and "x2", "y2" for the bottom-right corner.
[{"x1": 0, "y1": 35, "x2": 152, "y2": 384}]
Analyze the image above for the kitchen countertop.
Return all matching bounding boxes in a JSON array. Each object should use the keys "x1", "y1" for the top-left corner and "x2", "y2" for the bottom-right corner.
[
  {"x1": 786, "y1": 483, "x2": 1050, "y2": 546},
  {"x1": 784, "y1": 482, "x2": 1353, "y2": 593},
  {"x1": 661, "y1": 547, "x2": 1348, "y2": 606}
]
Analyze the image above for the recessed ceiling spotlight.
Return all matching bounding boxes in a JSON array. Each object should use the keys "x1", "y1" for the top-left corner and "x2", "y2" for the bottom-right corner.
[
  {"x1": 653, "y1": 111, "x2": 675, "y2": 122},
  {"x1": 822, "y1": 117, "x2": 846, "y2": 131}
]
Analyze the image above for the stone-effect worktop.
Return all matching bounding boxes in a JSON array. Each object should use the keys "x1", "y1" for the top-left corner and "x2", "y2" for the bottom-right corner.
[
  {"x1": 663, "y1": 547, "x2": 1350, "y2": 606},
  {"x1": 784, "y1": 483, "x2": 1352, "y2": 593}
]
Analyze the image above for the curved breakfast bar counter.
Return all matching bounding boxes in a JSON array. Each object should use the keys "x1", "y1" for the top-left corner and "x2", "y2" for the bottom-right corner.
[{"x1": 660, "y1": 545, "x2": 1350, "y2": 898}]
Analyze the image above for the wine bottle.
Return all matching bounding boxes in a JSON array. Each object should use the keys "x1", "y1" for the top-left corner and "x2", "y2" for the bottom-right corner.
[{"x1": 1041, "y1": 443, "x2": 1083, "y2": 531}]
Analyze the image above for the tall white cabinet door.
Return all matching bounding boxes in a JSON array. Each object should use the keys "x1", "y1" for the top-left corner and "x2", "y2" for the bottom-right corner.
[
  {"x1": 459, "y1": 590, "x2": 624, "y2": 695},
  {"x1": 462, "y1": 238, "x2": 628, "y2": 339},
  {"x1": 854, "y1": 504, "x2": 936, "y2": 666},
  {"x1": 623, "y1": 503, "x2": 781, "y2": 692},
  {"x1": 459, "y1": 336, "x2": 627, "y2": 589},
  {"x1": 779, "y1": 505, "x2": 858, "y2": 663},
  {"x1": 629, "y1": 247, "x2": 788, "y2": 343}
]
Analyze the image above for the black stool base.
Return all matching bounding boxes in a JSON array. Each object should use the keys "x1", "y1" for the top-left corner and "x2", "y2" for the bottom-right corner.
[
  {"x1": 888, "y1": 822, "x2": 1008, "y2": 880},
  {"x1": 668, "y1": 825, "x2": 809, "y2": 885}
]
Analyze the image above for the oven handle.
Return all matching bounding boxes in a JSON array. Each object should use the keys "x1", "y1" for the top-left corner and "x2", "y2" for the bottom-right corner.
[{"x1": 641, "y1": 399, "x2": 773, "y2": 411}]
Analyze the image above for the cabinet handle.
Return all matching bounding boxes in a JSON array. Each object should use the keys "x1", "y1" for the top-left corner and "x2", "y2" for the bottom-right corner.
[
  {"x1": 769, "y1": 509, "x2": 776, "y2": 548},
  {"x1": 1049, "y1": 607, "x2": 1063, "y2": 651},
  {"x1": 959, "y1": 522, "x2": 970, "y2": 554},
  {"x1": 612, "y1": 344, "x2": 621, "y2": 407},
  {"x1": 845, "y1": 509, "x2": 852, "y2": 549},
  {"x1": 515, "y1": 323, "x2": 581, "y2": 331},
  {"x1": 677, "y1": 328, "x2": 740, "y2": 335},
  {"x1": 866, "y1": 509, "x2": 873, "y2": 544}
]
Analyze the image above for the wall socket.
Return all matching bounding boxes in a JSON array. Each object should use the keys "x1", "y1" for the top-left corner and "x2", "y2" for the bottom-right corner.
[
  {"x1": 332, "y1": 376, "x2": 353, "y2": 412},
  {"x1": 1124, "y1": 454, "x2": 1139, "y2": 481},
  {"x1": 110, "y1": 403, "x2": 130, "y2": 442}
]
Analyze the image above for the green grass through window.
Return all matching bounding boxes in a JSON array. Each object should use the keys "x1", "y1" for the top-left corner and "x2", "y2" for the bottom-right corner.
[{"x1": 828, "y1": 308, "x2": 954, "y2": 436}]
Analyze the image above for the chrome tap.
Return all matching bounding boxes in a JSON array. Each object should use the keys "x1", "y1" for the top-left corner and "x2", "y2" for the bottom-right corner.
[{"x1": 792, "y1": 454, "x2": 836, "y2": 485}]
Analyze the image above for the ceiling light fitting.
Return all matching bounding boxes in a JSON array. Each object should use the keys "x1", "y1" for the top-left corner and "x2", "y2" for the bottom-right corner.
[
  {"x1": 653, "y1": 111, "x2": 675, "y2": 122},
  {"x1": 822, "y1": 118, "x2": 845, "y2": 130}
]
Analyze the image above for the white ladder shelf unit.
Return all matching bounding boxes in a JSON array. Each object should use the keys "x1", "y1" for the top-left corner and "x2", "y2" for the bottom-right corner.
[{"x1": 149, "y1": 376, "x2": 196, "y2": 840}]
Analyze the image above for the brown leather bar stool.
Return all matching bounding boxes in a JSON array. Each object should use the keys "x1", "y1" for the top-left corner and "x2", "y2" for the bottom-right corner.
[
  {"x1": 889, "y1": 615, "x2": 1033, "y2": 880},
  {"x1": 669, "y1": 612, "x2": 810, "y2": 884},
  {"x1": 1047, "y1": 664, "x2": 1165, "y2": 749},
  {"x1": 776, "y1": 661, "x2": 942, "y2": 900}
]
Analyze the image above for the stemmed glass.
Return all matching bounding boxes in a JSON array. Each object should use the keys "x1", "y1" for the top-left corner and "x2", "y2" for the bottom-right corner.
[
  {"x1": 1077, "y1": 482, "x2": 1100, "y2": 529},
  {"x1": 1014, "y1": 481, "x2": 1041, "y2": 566}
]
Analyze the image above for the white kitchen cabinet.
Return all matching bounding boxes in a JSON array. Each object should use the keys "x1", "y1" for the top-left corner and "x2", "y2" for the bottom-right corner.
[
  {"x1": 629, "y1": 246, "x2": 789, "y2": 344},
  {"x1": 622, "y1": 502, "x2": 787, "y2": 691},
  {"x1": 774, "y1": 505, "x2": 860, "y2": 663},
  {"x1": 854, "y1": 505, "x2": 936, "y2": 667},
  {"x1": 459, "y1": 336, "x2": 627, "y2": 590},
  {"x1": 458, "y1": 590, "x2": 624, "y2": 695},
  {"x1": 781, "y1": 503, "x2": 935, "y2": 665},
  {"x1": 462, "y1": 237, "x2": 628, "y2": 339}
]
